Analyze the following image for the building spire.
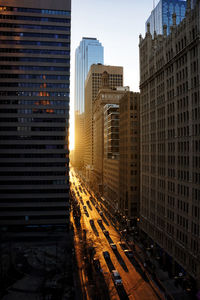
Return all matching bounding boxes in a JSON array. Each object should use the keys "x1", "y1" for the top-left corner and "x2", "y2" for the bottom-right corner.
[
  {"x1": 172, "y1": 12, "x2": 176, "y2": 26},
  {"x1": 147, "y1": 22, "x2": 150, "y2": 34},
  {"x1": 186, "y1": 0, "x2": 191, "y2": 14},
  {"x1": 163, "y1": 24, "x2": 167, "y2": 37}
]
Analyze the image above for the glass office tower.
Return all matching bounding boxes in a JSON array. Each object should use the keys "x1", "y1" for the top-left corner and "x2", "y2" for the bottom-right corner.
[
  {"x1": 75, "y1": 37, "x2": 104, "y2": 114},
  {"x1": 74, "y1": 38, "x2": 103, "y2": 168},
  {"x1": 146, "y1": 0, "x2": 186, "y2": 36},
  {"x1": 0, "y1": 0, "x2": 71, "y2": 230}
]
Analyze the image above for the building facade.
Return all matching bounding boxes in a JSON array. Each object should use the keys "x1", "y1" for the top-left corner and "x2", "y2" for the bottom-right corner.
[
  {"x1": 73, "y1": 38, "x2": 103, "y2": 168},
  {"x1": 146, "y1": 0, "x2": 186, "y2": 36},
  {"x1": 93, "y1": 71, "x2": 127, "y2": 194},
  {"x1": 103, "y1": 103, "x2": 120, "y2": 209},
  {"x1": 84, "y1": 64, "x2": 123, "y2": 183},
  {"x1": 119, "y1": 92, "x2": 140, "y2": 226},
  {"x1": 0, "y1": 0, "x2": 71, "y2": 230},
  {"x1": 140, "y1": 0, "x2": 200, "y2": 287},
  {"x1": 75, "y1": 37, "x2": 103, "y2": 114}
]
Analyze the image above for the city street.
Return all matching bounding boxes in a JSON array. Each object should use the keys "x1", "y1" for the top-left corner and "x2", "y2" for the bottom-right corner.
[{"x1": 70, "y1": 169, "x2": 164, "y2": 300}]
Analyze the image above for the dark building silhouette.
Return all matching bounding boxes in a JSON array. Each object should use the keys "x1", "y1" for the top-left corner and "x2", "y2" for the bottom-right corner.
[{"x1": 0, "y1": 0, "x2": 71, "y2": 230}]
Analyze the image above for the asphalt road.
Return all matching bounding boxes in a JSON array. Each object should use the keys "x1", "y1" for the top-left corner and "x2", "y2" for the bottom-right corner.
[{"x1": 70, "y1": 169, "x2": 164, "y2": 300}]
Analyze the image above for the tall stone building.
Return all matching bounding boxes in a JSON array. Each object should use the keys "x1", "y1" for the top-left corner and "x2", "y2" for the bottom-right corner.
[
  {"x1": 0, "y1": 0, "x2": 71, "y2": 230},
  {"x1": 84, "y1": 64, "x2": 123, "y2": 183},
  {"x1": 119, "y1": 92, "x2": 140, "y2": 226},
  {"x1": 93, "y1": 71, "x2": 128, "y2": 195},
  {"x1": 140, "y1": 0, "x2": 200, "y2": 287}
]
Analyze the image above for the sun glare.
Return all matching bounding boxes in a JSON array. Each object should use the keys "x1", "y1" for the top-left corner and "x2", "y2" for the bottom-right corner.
[{"x1": 69, "y1": 111, "x2": 75, "y2": 151}]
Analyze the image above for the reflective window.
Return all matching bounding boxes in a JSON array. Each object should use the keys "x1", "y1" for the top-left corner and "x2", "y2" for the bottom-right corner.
[
  {"x1": 0, "y1": 65, "x2": 69, "y2": 71},
  {"x1": 0, "y1": 6, "x2": 70, "y2": 16},
  {"x1": 146, "y1": 0, "x2": 186, "y2": 36},
  {"x1": 0, "y1": 40, "x2": 69, "y2": 47},
  {"x1": 0, "y1": 100, "x2": 69, "y2": 107},
  {"x1": 0, "y1": 108, "x2": 67, "y2": 114},
  {"x1": 0, "y1": 117, "x2": 66, "y2": 123},
  {"x1": 0, "y1": 14, "x2": 70, "y2": 23},
  {"x1": 0, "y1": 74, "x2": 69, "y2": 80},
  {"x1": 0, "y1": 91, "x2": 69, "y2": 97},
  {"x1": 0, "y1": 57, "x2": 69, "y2": 64},
  {"x1": 0, "y1": 23, "x2": 70, "y2": 31},
  {"x1": 0, "y1": 48, "x2": 70, "y2": 55},
  {"x1": 0, "y1": 82, "x2": 69, "y2": 88},
  {"x1": 0, "y1": 31, "x2": 69, "y2": 39}
]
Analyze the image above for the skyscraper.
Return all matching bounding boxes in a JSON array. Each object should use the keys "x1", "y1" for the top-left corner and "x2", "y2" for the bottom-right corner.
[
  {"x1": 75, "y1": 38, "x2": 104, "y2": 114},
  {"x1": 140, "y1": 0, "x2": 200, "y2": 289},
  {"x1": 145, "y1": 0, "x2": 186, "y2": 36},
  {"x1": 0, "y1": 0, "x2": 71, "y2": 230},
  {"x1": 84, "y1": 64, "x2": 123, "y2": 184},
  {"x1": 74, "y1": 38, "x2": 103, "y2": 168}
]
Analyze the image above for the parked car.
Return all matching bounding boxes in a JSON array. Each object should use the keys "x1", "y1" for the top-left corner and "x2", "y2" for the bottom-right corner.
[
  {"x1": 89, "y1": 219, "x2": 94, "y2": 226},
  {"x1": 119, "y1": 242, "x2": 128, "y2": 250},
  {"x1": 103, "y1": 251, "x2": 110, "y2": 259},
  {"x1": 124, "y1": 249, "x2": 134, "y2": 258},
  {"x1": 103, "y1": 230, "x2": 109, "y2": 236},
  {"x1": 99, "y1": 211, "x2": 103, "y2": 216},
  {"x1": 95, "y1": 205, "x2": 100, "y2": 212},
  {"x1": 111, "y1": 270, "x2": 122, "y2": 286},
  {"x1": 110, "y1": 243, "x2": 117, "y2": 250}
]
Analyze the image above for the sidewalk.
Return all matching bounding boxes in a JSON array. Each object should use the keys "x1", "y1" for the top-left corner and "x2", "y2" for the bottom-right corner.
[{"x1": 127, "y1": 239, "x2": 193, "y2": 300}]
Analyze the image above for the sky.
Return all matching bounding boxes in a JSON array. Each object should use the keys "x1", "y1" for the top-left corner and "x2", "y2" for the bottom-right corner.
[{"x1": 69, "y1": 0, "x2": 155, "y2": 149}]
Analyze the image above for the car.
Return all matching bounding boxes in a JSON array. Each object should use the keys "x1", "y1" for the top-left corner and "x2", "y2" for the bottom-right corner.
[
  {"x1": 95, "y1": 205, "x2": 100, "y2": 212},
  {"x1": 103, "y1": 230, "x2": 109, "y2": 236},
  {"x1": 89, "y1": 219, "x2": 94, "y2": 226},
  {"x1": 97, "y1": 219, "x2": 102, "y2": 224},
  {"x1": 119, "y1": 242, "x2": 128, "y2": 250},
  {"x1": 110, "y1": 243, "x2": 117, "y2": 250},
  {"x1": 103, "y1": 251, "x2": 110, "y2": 259},
  {"x1": 111, "y1": 270, "x2": 122, "y2": 286},
  {"x1": 124, "y1": 249, "x2": 134, "y2": 258},
  {"x1": 99, "y1": 211, "x2": 103, "y2": 216},
  {"x1": 84, "y1": 211, "x2": 89, "y2": 217}
]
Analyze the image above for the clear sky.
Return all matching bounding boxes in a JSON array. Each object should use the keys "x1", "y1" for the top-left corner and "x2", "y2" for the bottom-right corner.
[{"x1": 69, "y1": 0, "x2": 155, "y2": 149}]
